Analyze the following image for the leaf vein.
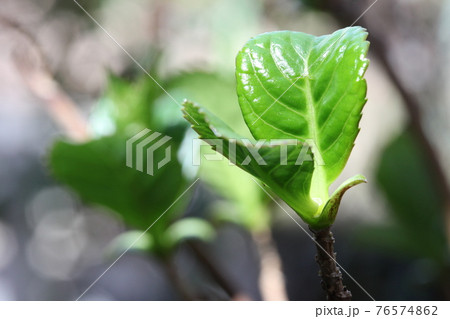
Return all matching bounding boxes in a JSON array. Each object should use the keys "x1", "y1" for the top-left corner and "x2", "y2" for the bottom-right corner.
[
  {"x1": 242, "y1": 94, "x2": 301, "y2": 140},
  {"x1": 246, "y1": 52, "x2": 308, "y2": 120}
]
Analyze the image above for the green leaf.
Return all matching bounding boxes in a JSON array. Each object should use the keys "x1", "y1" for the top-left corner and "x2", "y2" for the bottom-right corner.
[
  {"x1": 200, "y1": 160, "x2": 271, "y2": 231},
  {"x1": 236, "y1": 26, "x2": 369, "y2": 202},
  {"x1": 183, "y1": 27, "x2": 369, "y2": 229},
  {"x1": 163, "y1": 218, "x2": 216, "y2": 250},
  {"x1": 183, "y1": 101, "x2": 326, "y2": 227},
  {"x1": 89, "y1": 75, "x2": 161, "y2": 137},
  {"x1": 369, "y1": 130, "x2": 447, "y2": 262},
  {"x1": 165, "y1": 72, "x2": 272, "y2": 231},
  {"x1": 49, "y1": 135, "x2": 187, "y2": 233},
  {"x1": 105, "y1": 231, "x2": 154, "y2": 258},
  {"x1": 321, "y1": 174, "x2": 367, "y2": 226},
  {"x1": 165, "y1": 72, "x2": 249, "y2": 136}
]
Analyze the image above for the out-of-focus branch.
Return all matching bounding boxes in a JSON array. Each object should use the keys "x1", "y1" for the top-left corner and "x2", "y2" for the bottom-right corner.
[
  {"x1": 1, "y1": 16, "x2": 89, "y2": 142},
  {"x1": 253, "y1": 230, "x2": 289, "y2": 301},
  {"x1": 165, "y1": 256, "x2": 196, "y2": 300},
  {"x1": 187, "y1": 240, "x2": 252, "y2": 301}
]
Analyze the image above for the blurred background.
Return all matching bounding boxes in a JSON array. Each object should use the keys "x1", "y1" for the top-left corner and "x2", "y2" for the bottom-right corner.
[{"x1": 0, "y1": 0, "x2": 449, "y2": 300}]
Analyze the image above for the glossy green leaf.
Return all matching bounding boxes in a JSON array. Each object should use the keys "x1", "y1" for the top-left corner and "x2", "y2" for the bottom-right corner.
[
  {"x1": 236, "y1": 27, "x2": 369, "y2": 201},
  {"x1": 183, "y1": 27, "x2": 369, "y2": 229}
]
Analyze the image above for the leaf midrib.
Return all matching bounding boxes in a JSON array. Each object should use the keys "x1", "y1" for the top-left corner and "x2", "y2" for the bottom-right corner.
[{"x1": 304, "y1": 75, "x2": 328, "y2": 207}]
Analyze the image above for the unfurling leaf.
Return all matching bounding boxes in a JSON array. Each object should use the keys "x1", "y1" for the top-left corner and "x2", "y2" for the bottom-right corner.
[{"x1": 183, "y1": 27, "x2": 369, "y2": 229}]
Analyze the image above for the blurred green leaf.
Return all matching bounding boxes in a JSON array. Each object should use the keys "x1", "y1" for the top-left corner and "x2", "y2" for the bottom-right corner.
[
  {"x1": 166, "y1": 72, "x2": 270, "y2": 230},
  {"x1": 166, "y1": 72, "x2": 250, "y2": 136},
  {"x1": 163, "y1": 217, "x2": 216, "y2": 250},
  {"x1": 90, "y1": 75, "x2": 179, "y2": 137},
  {"x1": 106, "y1": 230, "x2": 154, "y2": 259},
  {"x1": 201, "y1": 160, "x2": 270, "y2": 231},
  {"x1": 362, "y1": 130, "x2": 447, "y2": 263},
  {"x1": 50, "y1": 134, "x2": 187, "y2": 232}
]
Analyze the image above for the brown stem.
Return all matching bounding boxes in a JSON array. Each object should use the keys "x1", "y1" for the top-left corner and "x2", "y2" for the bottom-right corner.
[{"x1": 310, "y1": 227, "x2": 352, "y2": 301}]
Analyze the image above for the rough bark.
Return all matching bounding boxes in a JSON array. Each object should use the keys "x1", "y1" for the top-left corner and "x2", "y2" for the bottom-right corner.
[{"x1": 310, "y1": 227, "x2": 352, "y2": 301}]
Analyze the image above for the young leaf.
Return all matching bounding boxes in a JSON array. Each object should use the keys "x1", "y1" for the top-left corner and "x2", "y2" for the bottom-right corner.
[
  {"x1": 183, "y1": 102, "x2": 320, "y2": 225},
  {"x1": 236, "y1": 26, "x2": 369, "y2": 202},
  {"x1": 184, "y1": 27, "x2": 369, "y2": 229}
]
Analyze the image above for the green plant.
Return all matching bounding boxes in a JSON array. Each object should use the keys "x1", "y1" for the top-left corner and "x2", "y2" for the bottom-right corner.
[
  {"x1": 165, "y1": 72, "x2": 272, "y2": 232},
  {"x1": 48, "y1": 70, "x2": 277, "y2": 300},
  {"x1": 357, "y1": 129, "x2": 449, "y2": 297},
  {"x1": 49, "y1": 75, "x2": 196, "y2": 256},
  {"x1": 183, "y1": 26, "x2": 370, "y2": 300},
  {"x1": 49, "y1": 75, "x2": 222, "y2": 299}
]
